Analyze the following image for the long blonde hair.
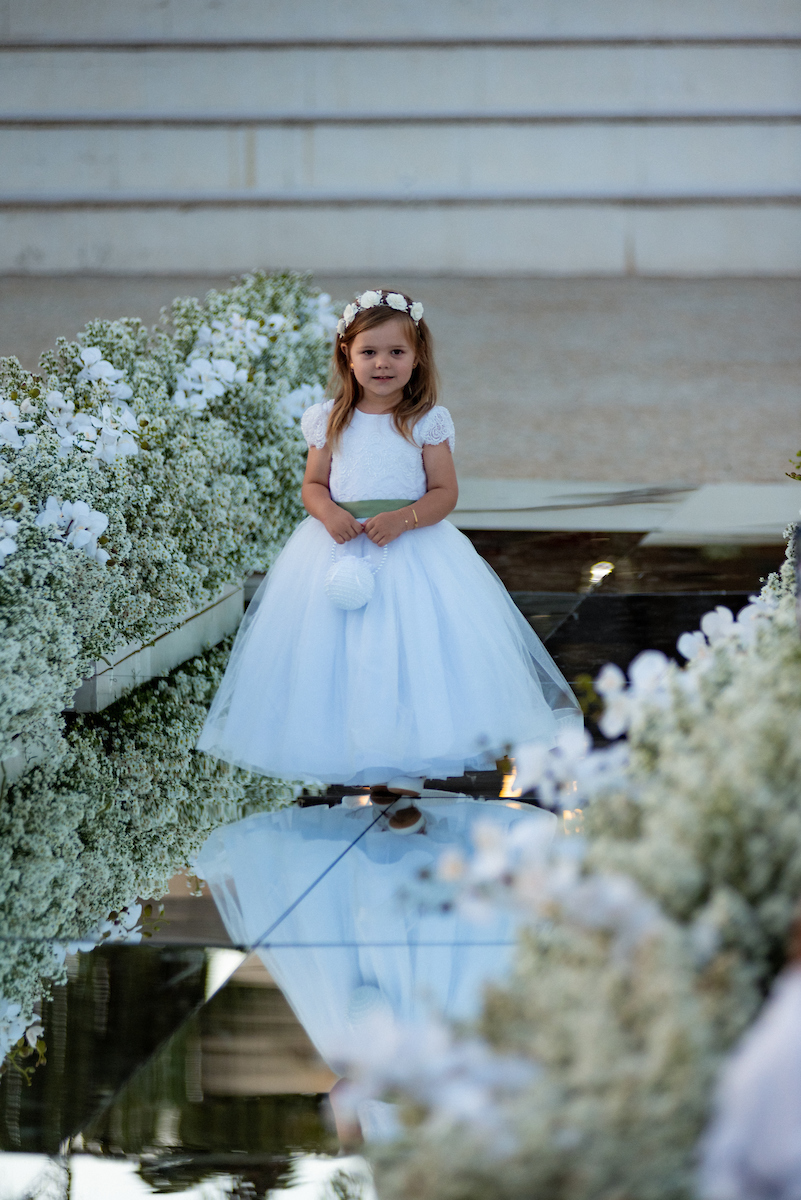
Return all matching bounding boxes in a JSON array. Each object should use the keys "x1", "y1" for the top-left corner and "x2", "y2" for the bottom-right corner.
[{"x1": 326, "y1": 295, "x2": 438, "y2": 448}]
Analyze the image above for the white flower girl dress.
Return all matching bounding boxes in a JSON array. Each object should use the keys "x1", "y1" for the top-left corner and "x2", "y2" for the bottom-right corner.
[{"x1": 197, "y1": 401, "x2": 581, "y2": 784}]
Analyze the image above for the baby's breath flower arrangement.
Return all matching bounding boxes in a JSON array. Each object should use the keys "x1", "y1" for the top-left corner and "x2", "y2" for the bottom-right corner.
[
  {"x1": 367, "y1": 540, "x2": 801, "y2": 1199},
  {"x1": 0, "y1": 270, "x2": 333, "y2": 766},
  {"x1": 1, "y1": 638, "x2": 296, "y2": 1055},
  {"x1": 0, "y1": 271, "x2": 334, "y2": 1055}
]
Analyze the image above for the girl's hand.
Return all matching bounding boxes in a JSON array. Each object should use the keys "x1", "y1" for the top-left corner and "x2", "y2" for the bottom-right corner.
[
  {"x1": 363, "y1": 510, "x2": 409, "y2": 546},
  {"x1": 324, "y1": 508, "x2": 364, "y2": 544}
]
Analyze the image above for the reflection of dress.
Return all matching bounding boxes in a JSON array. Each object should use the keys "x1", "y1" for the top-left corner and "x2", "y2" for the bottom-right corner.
[
  {"x1": 197, "y1": 402, "x2": 581, "y2": 786},
  {"x1": 195, "y1": 801, "x2": 556, "y2": 1072}
]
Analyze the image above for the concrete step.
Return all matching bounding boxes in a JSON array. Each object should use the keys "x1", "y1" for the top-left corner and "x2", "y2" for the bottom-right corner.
[
  {"x1": 5, "y1": 203, "x2": 800, "y2": 274},
  {"x1": 2, "y1": 45, "x2": 799, "y2": 116},
  {"x1": 5, "y1": 0, "x2": 801, "y2": 41},
  {"x1": 5, "y1": 122, "x2": 798, "y2": 198}
]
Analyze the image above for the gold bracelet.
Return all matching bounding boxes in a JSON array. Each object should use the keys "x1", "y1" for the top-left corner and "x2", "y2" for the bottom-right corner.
[{"x1": 412, "y1": 507, "x2": 418, "y2": 528}]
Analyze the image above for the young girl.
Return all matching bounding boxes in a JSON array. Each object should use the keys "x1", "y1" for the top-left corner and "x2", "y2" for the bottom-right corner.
[{"x1": 197, "y1": 290, "x2": 581, "y2": 828}]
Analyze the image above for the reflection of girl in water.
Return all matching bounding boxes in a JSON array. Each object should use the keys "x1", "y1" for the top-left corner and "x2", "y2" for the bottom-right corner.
[
  {"x1": 197, "y1": 289, "x2": 580, "y2": 828},
  {"x1": 196, "y1": 799, "x2": 556, "y2": 1146}
]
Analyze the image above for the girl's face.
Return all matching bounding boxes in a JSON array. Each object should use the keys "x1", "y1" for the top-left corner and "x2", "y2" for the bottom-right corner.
[{"x1": 346, "y1": 317, "x2": 418, "y2": 410}]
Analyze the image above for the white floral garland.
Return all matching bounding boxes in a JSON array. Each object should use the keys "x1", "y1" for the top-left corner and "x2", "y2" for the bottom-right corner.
[
  {"x1": 0, "y1": 272, "x2": 336, "y2": 1059},
  {"x1": 336, "y1": 289, "x2": 424, "y2": 337},
  {"x1": 358, "y1": 546, "x2": 801, "y2": 1200}
]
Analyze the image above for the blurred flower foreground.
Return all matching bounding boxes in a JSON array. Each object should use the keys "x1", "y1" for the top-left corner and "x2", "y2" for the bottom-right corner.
[
  {"x1": 353, "y1": 542, "x2": 801, "y2": 1199},
  {"x1": 0, "y1": 271, "x2": 336, "y2": 1063}
]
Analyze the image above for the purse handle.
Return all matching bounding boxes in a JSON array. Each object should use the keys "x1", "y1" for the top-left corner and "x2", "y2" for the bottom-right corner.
[{"x1": 330, "y1": 542, "x2": 389, "y2": 575}]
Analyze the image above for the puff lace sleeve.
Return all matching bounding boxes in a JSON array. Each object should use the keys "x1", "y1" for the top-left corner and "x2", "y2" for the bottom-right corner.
[
  {"x1": 300, "y1": 401, "x2": 332, "y2": 450},
  {"x1": 414, "y1": 406, "x2": 456, "y2": 453}
]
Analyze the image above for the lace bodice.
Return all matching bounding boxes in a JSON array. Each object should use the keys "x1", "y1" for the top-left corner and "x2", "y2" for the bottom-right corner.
[{"x1": 301, "y1": 401, "x2": 456, "y2": 503}]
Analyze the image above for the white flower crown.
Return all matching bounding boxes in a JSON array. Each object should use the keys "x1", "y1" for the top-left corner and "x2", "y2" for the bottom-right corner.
[{"x1": 336, "y1": 290, "x2": 424, "y2": 337}]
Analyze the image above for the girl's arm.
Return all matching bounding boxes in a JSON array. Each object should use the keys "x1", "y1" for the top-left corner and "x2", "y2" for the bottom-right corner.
[
  {"x1": 363, "y1": 442, "x2": 458, "y2": 546},
  {"x1": 302, "y1": 446, "x2": 363, "y2": 543}
]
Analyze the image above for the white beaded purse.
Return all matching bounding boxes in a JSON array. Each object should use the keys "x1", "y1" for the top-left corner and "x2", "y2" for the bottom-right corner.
[{"x1": 325, "y1": 544, "x2": 388, "y2": 610}]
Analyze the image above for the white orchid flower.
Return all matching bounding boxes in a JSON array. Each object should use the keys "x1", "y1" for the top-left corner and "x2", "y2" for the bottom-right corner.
[
  {"x1": 514, "y1": 725, "x2": 625, "y2": 807},
  {"x1": 0, "y1": 399, "x2": 20, "y2": 423},
  {"x1": 62, "y1": 499, "x2": 109, "y2": 549},
  {"x1": 37, "y1": 497, "x2": 110, "y2": 564},
  {"x1": 183, "y1": 358, "x2": 226, "y2": 399},
  {"x1": 173, "y1": 389, "x2": 207, "y2": 413},
  {"x1": 0, "y1": 532, "x2": 18, "y2": 567},
  {"x1": 36, "y1": 496, "x2": 68, "y2": 530},
  {"x1": 93, "y1": 430, "x2": 119, "y2": 465},
  {"x1": 338, "y1": 1011, "x2": 532, "y2": 1138},
  {"x1": 677, "y1": 629, "x2": 709, "y2": 661},
  {"x1": 0, "y1": 421, "x2": 23, "y2": 450},
  {"x1": 628, "y1": 649, "x2": 671, "y2": 698},
  {"x1": 103, "y1": 402, "x2": 138, "y2": 433},
  {"x1": 244, "y1": 327, "x2": 268, "y2": 355},
  {"x1": 95, "y1": 901, "x2": 143, "y2": 943},
  {"x1": 512, "y1": 740, "x2": 551, "y2": 795},
  {"x1": 76, "y1": 346, "x2": 133, "y2": 400},
  {"x1": 678, "y1": 599, "x2": 770, "y2": 664},
  {"x1": 77, "y1": 348, "x2": 120, "y2": 383},
  {"x1": 595, "y1": 662, "x2": 630, "y2": 738},
  {"x1": 224, "y1": 313, "x2": 269, "y2": 353},
  {"x1": 45, "y1": 391, "x2": 77, "y2": 447},
  {"x1": 594, "y1": 652, "x2": 671, "y2": 739},
  {"x1": 115, "y1": 432, "x2": 138, "y2": 457},
  {"x1": 210, "y1": 357, "x2": 238, "y2": 383},
  {"x1": 0, "y1": 998, "x2": 26, "y2": 1057},
  {"x1": 78, "y1": 347, "x2": 103, "y2": 369},
  {"x1": 24, "y1": 1022, "x2": 44, "y2": 1048},
  {"x1": 700, "y1": 605, "x2": 735, "y2": 643},
  {"x1": 46, "y1": 408, "x2": 73, "y2": 434}
]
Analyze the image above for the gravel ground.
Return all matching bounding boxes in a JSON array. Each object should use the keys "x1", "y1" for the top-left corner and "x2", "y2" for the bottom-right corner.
[{"x1": 1, "y1": 274, "x2": 798, "y2": 485}]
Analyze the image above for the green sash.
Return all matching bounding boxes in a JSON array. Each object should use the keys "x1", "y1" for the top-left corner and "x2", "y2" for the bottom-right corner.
[{"x1": 337, "y1": 499, "x2": 411, "y2": 519}]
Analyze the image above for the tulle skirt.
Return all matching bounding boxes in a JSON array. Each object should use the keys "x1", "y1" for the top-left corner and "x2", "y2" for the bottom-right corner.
[{"x1": 197, "y1": 516, "x2": 581, "y2": 785}]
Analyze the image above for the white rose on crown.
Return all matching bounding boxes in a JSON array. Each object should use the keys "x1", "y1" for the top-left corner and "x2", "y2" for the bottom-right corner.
[
  {"x1": 386, "y1": 293, "x2": 408, "y2": 312},
  {"x1": 358, "y1": 291, "x2": 382, "y2": 309},
  {"x1": 342, "y1": 304, "x2": 358, "y2": 324},
  {"x1": 410, "y1": 301, "x2": 424, "y2": 322}
]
